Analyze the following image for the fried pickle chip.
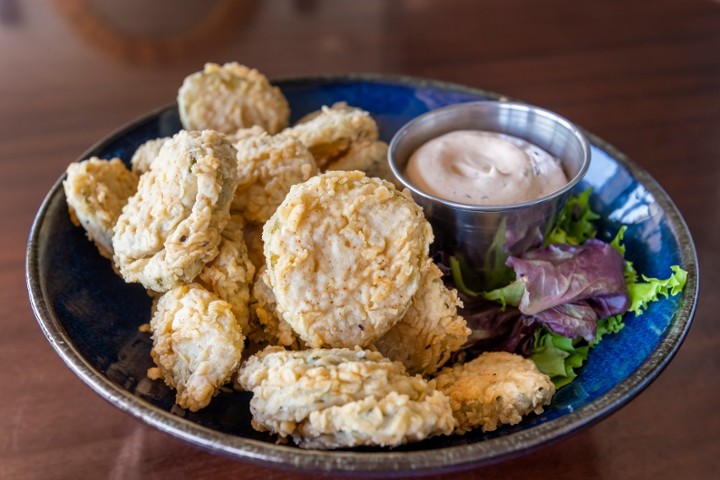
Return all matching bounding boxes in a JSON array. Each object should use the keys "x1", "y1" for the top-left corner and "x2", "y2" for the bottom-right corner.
[
  {"x1": 238, "y1": 347, "x2": 456, "y2": 449},
  {"x1": 178, "y1": 62, "x2": 289, "y2": 134},
  {"x1": 374, "y1": 261, "x2": 470, "y2": 376},
  {"x1": 232, "y1": 132, "x2": 317, "y2": 224},
  {"x1": 247, "y1": 266, "x2": 301, "y2": 349},
  {"x1": 225, "y1": 125, "x2": 265, "y2": 145},
  {"x1": 130, "y1": 137, "x2": 169, "y2": 174},
  {"x1": 196, "y1": 215, "x2": 255, "y2": 332},
  {"x1": 150, "y1": 284, "x2": 245, "y2": 412},
  {"x1": 263, "y1": 171, "x2": 433, "y2": 348},
  {"x1": 284, "y1": 102, "x2": 389, "y2": 175},
  {"x1": 431, "y1": 351, "x2": 555, "y2": 434},
  {"x1": 113, "y1": 130, "x2": 238, "y2": 292},
  {"x1": 63, "y1": 157, "x2": 138, "y2": 259}
]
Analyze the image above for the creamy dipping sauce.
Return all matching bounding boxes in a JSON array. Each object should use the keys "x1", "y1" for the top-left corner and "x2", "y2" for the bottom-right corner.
[{"x1": 405, "y1": 130, "x2": 568, "y2": 205}]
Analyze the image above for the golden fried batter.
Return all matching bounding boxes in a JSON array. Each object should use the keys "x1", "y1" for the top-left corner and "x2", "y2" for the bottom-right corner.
[
  {"x1": 283, "y1": 102, "x2": 385, "y2": 171},
  {"x1": 374, "y1": 261, "x2": 470, "y2": 376},
  {"x1": 238, "y1": 347, "x2": 456, "y2": 449},
  {"x1": 130, "y1": 137, "x2": 169, "y2": 174},
  {"x1": 263, "y1": 171, "x2": 433, "y2": 348},
  {"x1": 63, "y1": 157, "x2": 138, "y2": 259},
  {"x1": 247, "y1": 266, "x2": 301, "y2": 348},
  {"x1": 225, "y1": 125, "x2": 265, "y2": 145},
  {"x1": 150, "y1": 284, "x2": 245, "y2": 412},
  {"x1": 178, "y1": 62, "x2": 289, "y2": 134},
  {"x1": 294, "y1": 101, "x2": 357, "y2": 123},
  {"x1": 113, "y1": 130, "x2": 238, "y2": 292},
  {"x1": 232, "y1": 132, "x2": 317, "y2": 224},
  {"x1": 325, "y1": 139, "x2": 388, "y2": 173},
  {"x1": 431, "y1": 351, "x2": 555, "y2": 434},
  {"x1": 196, "y1": 215, "x2": 255, "y2": 332}
]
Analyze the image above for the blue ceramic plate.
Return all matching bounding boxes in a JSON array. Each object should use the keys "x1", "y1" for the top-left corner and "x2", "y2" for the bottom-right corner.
[{"x1": 26, "y1": 75, "x2": 698, "y2": 475}]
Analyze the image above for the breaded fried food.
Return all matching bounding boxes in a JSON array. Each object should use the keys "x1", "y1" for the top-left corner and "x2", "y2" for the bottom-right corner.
[
  {"x1": 326, "y1": 139, "x2": 388, "y2": 173},
  {"x1": 247, "y1": 266, "x2": 300, "y2": 348},
  {"x1": 149, "y1": 283, "x2": 245, "y2": 412},
  {"x1": 431, "y1": 351, "x2": 555, "y2": 434},
  {"x1": 284, "y1": 102, "x2": 389, "y2": 174},
  {"x1": 374, "y1": 261, "x2": 470, "y2": 376},
  {"x1": 363, "y1": 141, "x2": 401, "y2": 187},
  {"x1": 263, "y1": 171, "x2": 433, "y2": 348},
  {"x1": 294, "y1": 100, "x2": 357, "y2": 124},
  {"x1": 238, "y1": 347, "x2": 456, "y2": 449},
  {"x1": 130, "y1": 137, "x2": 169, "y2": 174},
  {"x1": 293, "y1": 102, "x2": 400, "y2": 186},
  {"x1": 178, "y1": 62, "x2": 289, "y2": 134},
  {"x1": 225, "y1": 125, "x2": 265, "y2": 145},
  {"x1": 232, "y1": 132, "x2": 317, "y2": 224},
  {"x1": 63, "y1": 157, "x2": 138, "y2": 259},
  {"x1": 113, "y1": 130, "x2": 238, "y2": 292},
  {"x1": 196, "y1": 215, "x2": 255, "y2": 332}
]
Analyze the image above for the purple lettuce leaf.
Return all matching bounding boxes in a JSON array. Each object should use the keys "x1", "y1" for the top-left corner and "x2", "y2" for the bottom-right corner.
[
  {"x1": 532, "y1": 301, "x2": 598, "y2": 341},
  {"x1": 506, "y1": 239, "x2": 629, "y2": 340},
  {"x1": 508, "y1": 239, "x2": 629, "y2": 315}
]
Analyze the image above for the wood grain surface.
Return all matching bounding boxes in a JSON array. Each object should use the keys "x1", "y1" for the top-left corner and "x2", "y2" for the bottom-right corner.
[{"x1": 2, "y1": 0, "x2": 718, "y2": 478}]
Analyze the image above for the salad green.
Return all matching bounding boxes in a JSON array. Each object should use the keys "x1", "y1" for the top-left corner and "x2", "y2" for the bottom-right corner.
[{"x1": 451, "y1": 189, "x2": 688, "y2": 388}]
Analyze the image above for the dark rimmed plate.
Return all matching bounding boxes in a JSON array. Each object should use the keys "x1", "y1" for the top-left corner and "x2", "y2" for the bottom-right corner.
[{"x1": 26, "y1": 74, "x2": 698, "y2": 476}]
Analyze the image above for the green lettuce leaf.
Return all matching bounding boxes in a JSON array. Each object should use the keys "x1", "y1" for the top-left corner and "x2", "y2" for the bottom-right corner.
[
  {"x1": 530, "y1": 328, "x2": 589, "y2": 388},
  {"x1": 529, "y1": 263, "x2": 687, "y2": 388},
  {"x1": 449, "y1": 255, "x2": 483, "y2": 297},
  {"x1": 589, "y1": 314, "x2": 624, "y2": 348},
  {"x1": 610, "y1": 225, "x2": 637, "y2": 283},
  {"x1": 627, "y1": 265, "x2": 688, "y2": 315},
  {"x1": 481, "y1": 279, "x2": 525, "y2": 309},
  {"x1": 450, "y1": 189, "x2": 688, "y2": 389},
  {"x1": 545, "y1": 188, "x2": 599, "y2": 246}
]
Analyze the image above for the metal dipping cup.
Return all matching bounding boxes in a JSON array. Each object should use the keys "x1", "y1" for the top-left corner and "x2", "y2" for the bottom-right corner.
[{"x1": 388, "y1": 101, "x2": 591, "y2": 291}]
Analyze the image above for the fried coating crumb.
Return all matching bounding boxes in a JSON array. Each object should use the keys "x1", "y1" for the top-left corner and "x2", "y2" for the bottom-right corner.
[
  {"x1": 130, "y1": 137, "x2": 169, "y2": 174},
  {"x1": 150, "y1": 284, "x2": 245, "y2": 412},
  {"x1": 225, "y1": 125, "x2": 265, "y2": 145},
  {"x1": 263, "y1": 171, "x2": 433, "y2": 348},
  {"x1": 431, "y1": 351, "x2": 555, "y2": 434},
  {"x1": 294, "y1": 101, "x2": 357, "y2": 124},
  {"x1": 238, "y1": 347, "x2": 456, "y2": 449},
  {"x1": 63, "y1": 157, "x2": 138, "y2": 259},
  {"x1": 284, "y1": 103, "x2": 388, "y2": 174},
  {"x1": 232, "y1": 132, "x2": 317, "y2": 224},
  {"x1": 113, "y1": 130, "x2": 238, "y2": 292},
  {"x1": 374, "y1": 261, "x2": 470, "y2": 376},
  {"x1": 247, "y1": 266, "x2": 301, "y2": 348},
  {"x1": 323, "y1": 137, "x2": 386, "y2": 172},
  {"x1": 196, "y1": 215, "x2": 255, "y2": 332},
  {"x1": 178, "y1": 62, "x2": 289, "y2": 134}
]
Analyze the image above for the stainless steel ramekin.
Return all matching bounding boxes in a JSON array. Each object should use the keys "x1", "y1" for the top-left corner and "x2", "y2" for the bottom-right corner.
[{"x1": 388, "y1": 100, "x2": 591, "y2": 290}]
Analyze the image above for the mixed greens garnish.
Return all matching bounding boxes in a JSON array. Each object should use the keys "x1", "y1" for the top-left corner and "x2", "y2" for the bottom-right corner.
[{"x1": 448, "y1": 189, "x2": 687, "y2": 388}]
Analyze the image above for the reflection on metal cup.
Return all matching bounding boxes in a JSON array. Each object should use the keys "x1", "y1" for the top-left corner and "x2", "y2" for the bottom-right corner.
[{"x1": 388, "y1": 101, "x2": 591, "y2": 290}]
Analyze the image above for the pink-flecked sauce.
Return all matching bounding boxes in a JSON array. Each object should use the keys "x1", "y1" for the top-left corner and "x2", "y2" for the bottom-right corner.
[{"x1": 405, "y1": 130, "x2": 568, "y2": 205}]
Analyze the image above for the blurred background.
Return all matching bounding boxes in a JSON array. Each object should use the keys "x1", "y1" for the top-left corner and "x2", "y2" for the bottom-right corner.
[
  {"x1": 1, "y1": 1, "x2": 718, "y2": 479},
  {"x1": 3, "y1": 0, "x2": 718, "y2": 218}
]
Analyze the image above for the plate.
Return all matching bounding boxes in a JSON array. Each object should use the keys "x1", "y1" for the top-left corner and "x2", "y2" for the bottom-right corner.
[{"x1": 26, "y1": 74, "x2": 699, "y2": 475}]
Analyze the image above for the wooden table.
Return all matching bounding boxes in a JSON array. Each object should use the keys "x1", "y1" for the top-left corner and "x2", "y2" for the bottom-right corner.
[{"x1": 2, "y1": 0, "x2": 718, "y2": 478}]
